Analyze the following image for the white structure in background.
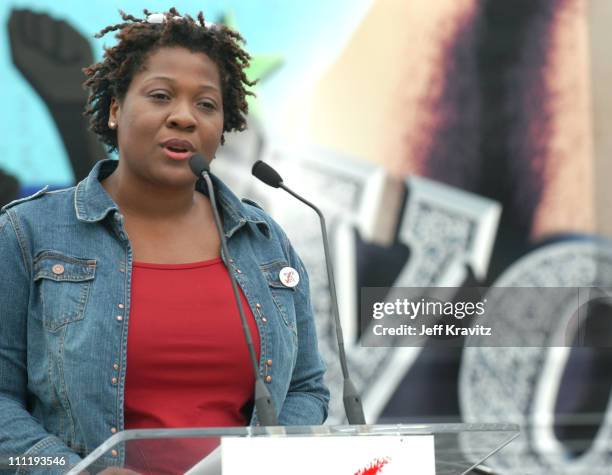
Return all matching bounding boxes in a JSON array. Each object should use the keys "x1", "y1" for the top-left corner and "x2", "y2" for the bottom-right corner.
[
  {"x1": 230, "y1": 143, "x2": 501, "y2": 424},
  {"x1": 460, "y1": 242, "x2": 612, "y2": 474}
]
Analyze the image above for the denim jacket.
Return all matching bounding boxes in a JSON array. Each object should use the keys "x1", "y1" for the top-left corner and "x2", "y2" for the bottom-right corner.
[{"x1": 0, "y1": 159, "x2": 329, "y2": 473}]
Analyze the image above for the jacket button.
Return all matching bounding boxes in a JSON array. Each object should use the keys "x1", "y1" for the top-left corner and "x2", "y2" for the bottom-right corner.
[
  {"x1": 266, "y1": 359, "x2": 273, "y2": 366},
  {"x1": 265, "y1": 375, "x2": 272, "y2": 383},
  {"x1": 255, "y1": 303, "x2": 261, "y2": 309},
  {"x1": 236, "y1": 269, "x2": 242, "y2": 274},
  {"x1": 116, "y1": 315, "x2": 123, "y2": 322},
  {"x1": 111, "y1": 377, "x2": 118, "y2": 385},
  {"x1": 118, "y1": 303, "x2": 124, "y2": 309},
  {"x1": 261, "y1": 317, "x2": 267, "y2": 323},
  {"x1": 111, "y1": 449, "x2": 118, "y2": 457},
  {"x1": 110, "y1": 427, "x2": 117, "y2": 434},
  {"x1": 113, "y1": 363, "x2": 119, "y2": 370},
  {"x1": 52, "y1": 264, "x2": 65, "y2": 275}
]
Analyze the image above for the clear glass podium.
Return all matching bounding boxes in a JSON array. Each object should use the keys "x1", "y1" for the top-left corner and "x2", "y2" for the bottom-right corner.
[{"x1": 67, "y1": 423, "x2": 519, "y2": 475}]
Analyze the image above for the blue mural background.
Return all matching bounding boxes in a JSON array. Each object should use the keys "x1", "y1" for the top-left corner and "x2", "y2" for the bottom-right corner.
[
  {"x1": 0, "y1": 0, "x2": 371, "y2": 188},
  {"x1": 2, "y1": 1, "x2": 612, "y2": 473}
]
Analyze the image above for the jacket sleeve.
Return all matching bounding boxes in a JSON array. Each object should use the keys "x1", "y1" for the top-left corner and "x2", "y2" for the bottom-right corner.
[
  {"x1": 277, "y1": 234, "x2": 330, "y2": 426},
  {"x1": 0, "y1": 211, "x2": 82, "y2": 474}
]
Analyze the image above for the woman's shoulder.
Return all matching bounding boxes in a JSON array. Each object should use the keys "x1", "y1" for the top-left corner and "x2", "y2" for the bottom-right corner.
[
  {"x1": 240, "y1": 197, "x2": 268, "y2": 220},
  {"x1": 239, "y1": 197, "x2": 286, "y2": 240},
  {"x1": 238, "y1": 197, "x2": 309, "y2": 274},
  {"x1": 1, "y1": 185, "x2": 77, "y2": 223}
]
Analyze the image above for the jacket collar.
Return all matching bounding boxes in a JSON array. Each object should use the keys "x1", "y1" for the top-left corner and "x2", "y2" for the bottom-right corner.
[
  {"x1": 74, "y1": 159, "x2": 269, "y2": 238},
  {"x1": 74, "y1": 160, "x2": 119, "y2": 223}
]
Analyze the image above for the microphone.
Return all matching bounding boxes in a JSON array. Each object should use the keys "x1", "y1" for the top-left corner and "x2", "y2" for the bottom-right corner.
[
  {"x1": 189, "y1": 153, "x2": 211, "y2": 175},
  {"x1": 251, "y1": 161, "x2": 283, "y2": 188},
  {"x1": 189, "y1": 154, "x2": 278, "y2": 426},
  {"x1": 252, "y1": 160, "x2": 366, "y2": 425}
]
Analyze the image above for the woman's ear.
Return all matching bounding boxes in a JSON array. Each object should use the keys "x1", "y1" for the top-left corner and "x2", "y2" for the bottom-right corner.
[{"x1": 108, "y1": 97, "x2": 120, "y2": 129}]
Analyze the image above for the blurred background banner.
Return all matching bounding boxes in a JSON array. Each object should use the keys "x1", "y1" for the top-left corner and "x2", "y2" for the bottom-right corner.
[{"x1": 2, "y1": 0, "x2": 612, "y2": 473}]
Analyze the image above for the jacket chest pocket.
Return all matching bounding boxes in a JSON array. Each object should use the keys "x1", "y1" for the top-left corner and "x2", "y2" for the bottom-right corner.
[
  {"x1": 33, "y1": 252, "x2": 96, "y2": 332},
  {"x1": 260, "y1": 260, "x2": 297, "y2": 334}
]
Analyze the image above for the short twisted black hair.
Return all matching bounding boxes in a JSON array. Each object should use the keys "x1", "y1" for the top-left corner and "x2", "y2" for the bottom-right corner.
[{"x1": 83, "y1": 7, "x2": 255, "y2": 151}]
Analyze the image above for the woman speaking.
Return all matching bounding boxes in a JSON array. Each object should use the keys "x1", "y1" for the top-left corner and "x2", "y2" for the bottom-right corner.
[{"x1": 0, "y1": 8, "x2": 329, "y2": 473}]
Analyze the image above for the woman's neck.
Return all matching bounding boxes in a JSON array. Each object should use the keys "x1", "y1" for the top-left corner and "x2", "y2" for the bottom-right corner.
[{"x1": 101, "y1": 167, "x2": 200, "y2": 221}]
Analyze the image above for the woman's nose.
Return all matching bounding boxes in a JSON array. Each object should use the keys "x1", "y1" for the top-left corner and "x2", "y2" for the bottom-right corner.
[{"x1": 166, "y1": 101, "x2": 196, "y2": 130}]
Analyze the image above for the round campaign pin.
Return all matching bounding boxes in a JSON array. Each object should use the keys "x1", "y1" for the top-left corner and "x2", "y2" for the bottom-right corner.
[{"x1": 279, "y1": 267, "x2": 300, "y2": 288}]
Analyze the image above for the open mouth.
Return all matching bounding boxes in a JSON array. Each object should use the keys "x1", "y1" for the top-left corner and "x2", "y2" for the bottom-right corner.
[
  {"x1": 162, "y1": 146, "x2": 192, "y2": 160},
  {"x1": 160, "y1": 138, "x2": 195, "y2": 160},
  {"x1": 166, "y1": 145, "x2": 188, "y2": 153}
]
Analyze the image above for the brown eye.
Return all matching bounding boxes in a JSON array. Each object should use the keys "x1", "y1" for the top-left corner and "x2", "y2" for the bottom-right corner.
[
  {"x1": 198, "y1": 101, "x2": 216, "y2": 111},
  {"x1": 150, "y1": 92, "x2": 170, "y2": 101}
]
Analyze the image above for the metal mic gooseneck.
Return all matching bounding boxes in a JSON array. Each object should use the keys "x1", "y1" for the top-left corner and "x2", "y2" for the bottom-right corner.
[{"x1": 190, "y1": 155, "x2": 278, "y2": 426}]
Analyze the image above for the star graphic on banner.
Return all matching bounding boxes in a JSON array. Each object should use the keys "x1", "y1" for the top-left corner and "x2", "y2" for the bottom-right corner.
[{"x1": 218, "y1": 11, "x2": 284, "y2": 117}]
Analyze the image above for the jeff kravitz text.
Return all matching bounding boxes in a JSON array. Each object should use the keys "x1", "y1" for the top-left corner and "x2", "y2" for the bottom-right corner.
[{"x1": 372, "y1": 323, "x2": 492, "y2": 336}]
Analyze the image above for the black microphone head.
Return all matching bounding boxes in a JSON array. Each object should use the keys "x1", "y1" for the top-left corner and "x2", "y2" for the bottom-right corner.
[
  {"x1": 189, "y1": 154, "x2": 210, "y2": 178},
  {"x1": 251, "y1": 160, "x2": 283, "y2": 188}
]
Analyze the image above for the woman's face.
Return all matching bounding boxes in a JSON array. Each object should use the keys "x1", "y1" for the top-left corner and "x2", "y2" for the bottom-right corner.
[{"x1": 109, "y1": 46, "x2": 224, "y2": 188}]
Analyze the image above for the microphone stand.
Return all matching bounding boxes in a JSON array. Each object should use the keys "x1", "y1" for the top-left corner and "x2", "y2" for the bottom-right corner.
[{"x1": 278, "y1": 183, "x2": 366, "y2": 425}]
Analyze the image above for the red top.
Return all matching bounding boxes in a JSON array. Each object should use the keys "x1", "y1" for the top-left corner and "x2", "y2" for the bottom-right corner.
[{"x1": 124, "y1": 258, "x2": 260, "y2": 474}]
